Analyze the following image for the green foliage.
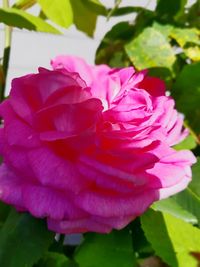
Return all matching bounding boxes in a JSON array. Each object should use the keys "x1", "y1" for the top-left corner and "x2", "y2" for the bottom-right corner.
[
  {"x1": 37, "y1": 0, "x2": 73, "y2": 28},
  {"x1": 0, "y1": 209, "x2": 54, "y2": 267},
  {"x1": 96, "y1": 22, "x2": 134, "y2": 67},
  {"x1": 35, "y1": 252, "x2": 72, "y2": 267},
  {"x1": 13, "y1": 0, "x2": 36, "y2": 10},
  {"x1": 152, "y1": 197, "x2": 198, "y2": 224},
  {"x1": 75, "y1": 229, "x2": 136, "y2": 267},
  {"x1": 173, "y1": 134, "x2": 197, "y2": 150},
  {"x1": 69, "y1": 0, "x2": 97, "y2": 37},
  {"x1": 0, "y1": 7, "x2": 61, "y2": 33},
  {"x1": 125, "y1": 27, "x2": 176, "y2": 70},
  {"x1": 141, "y1": 209, "x2": 200, "y2": 267},
  {"x1": 174, "y1": 158, "x2": 200, "y2": 225},
  {"x1": 155, "y1": 0, "x2": 187, "y2": 22},
  {"x1": 172, "y1": 62, "x2": 200, "y2": 133},
  {"x1": 1, "y1": 0, "x2": 107, "y2": 36}
]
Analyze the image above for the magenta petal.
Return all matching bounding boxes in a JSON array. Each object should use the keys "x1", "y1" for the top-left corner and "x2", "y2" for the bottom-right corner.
[
  {"x1": 92, "y1": 214, "x2": 135, "y2": 229},
  {"x1": 0, "y1": 129, "x2": 4, "y2": 154},
  {"x1": 76, "y1": 189, "x2": 158, "y2": 217},
  {"x1": 28, "y1": 147, "x2": 88, "y2": 192},
  {"x1": 10, "y1": 70, "x2": 85, "y2": 121},
  {"x1": 0, "y1": 57, "x2": 196, "y2": 235},
  {"x1": 22, "y1": 185, "x2": 67, "y2": 220},
  {"x1": 0, "y1": 164, "x2": 23, "y2": 207},
  {"x1": 51, "y1": 55, "x2": 94, "y2": 86},
  {"x1": 48, "y1": 217, "x2": 112, "y2": 234},
  {"x1": 6, "y1": 119, "x2": 40, "y2": 148},
  {"x1": 34, "y1": 99, "x2": 103, "y2": 136}
]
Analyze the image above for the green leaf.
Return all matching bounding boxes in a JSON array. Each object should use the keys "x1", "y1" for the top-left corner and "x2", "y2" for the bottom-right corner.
[
  {"x1": 107, "y1": 6, "x2": 145, "y2": 17},
  {"x1": 75, "y1": 228, "x2": 136, "y2": 267},
  {"x1": 35, "y1": 252, "x2": 72, "y2": 267},
  {"x1": 174, "y1": 158, "x2": 200, "y2": 225},
  {"x1": 96, "y1": 21, "x2": 134, "y2": 66},
  {"x1": 141, "y1": 209, "x2": 200, "y2": 267},
  {"x1": 83, "y1": 0, "x2": 107, "y2": 16},
  {"x1": 185, "y1": 45, "x2": 200, "y2": 62},
  {"x1": 156, "y1": 0, "x2": 187, "y2": 21},
  {"x1": 0, "y1": 7, "x2": 60, "y2": 34},
  {"x1": 13, "y1": 0, "x2": 36, "y2": 10},
  {"x1": 0, "y1": 209, "x2": 54, "y2": 267},
  {"x1": 173, "y1": 134, "x2": 197, "y2": 150},
  {"x1": 170, "y1": 28, "x2": 200, "y2": 47},
  {"x1": 174, "y1": 188, "x2": 200, "y2": 226},
  {"x1": 152, "y1": 197, "x2": 198, "y2": 224},
  {"x1": 172, "y1": 62, "x2": 200, "y2": 133},
  {"x1": 186, "y1": 0, "x2": 200, "y2": 29},
  {"x1": 69, "y1": 0, "x2": 97, "y2": 36},
  {"x1": 125, "y1": 27, "x2": 176, "y2": 70},
  {"x1": 189, "y1": 157, "x2": 200, "y2": 197},
  {"x1": 37, "y1": 0, "x2": 73, "y2": 28},
  {"x1": 0, "y1": 202, "x2": 10, "y2": 225},
  {"x1": 131, "y1": 218, "x2": 154, "y2": 257},
  {"x1": 152, "y1": 22, "x2": 173, "y2": 38}
]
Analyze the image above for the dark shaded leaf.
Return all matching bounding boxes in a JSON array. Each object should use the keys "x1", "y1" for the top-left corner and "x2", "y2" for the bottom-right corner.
[
  {"x1": 35, "y1": 252, "x2": 73, "y2": 267},
  {"x1": 156, "y1": 0, "x2": 187, "y2": 22},
  {"x1": 172, "y1": 62, "x2": 200, "y2": 133},
  {"x1": 96, "y1": 21, "x2": 134, "y2": 66},
  {"x1": 0, "y1": 209, "x2": 54, "y2": 267}
]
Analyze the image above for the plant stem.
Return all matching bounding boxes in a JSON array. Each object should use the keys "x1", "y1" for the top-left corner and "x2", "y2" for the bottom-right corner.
[{"x1": 0, "y1": 0, "x2": 12, "y2": 102}]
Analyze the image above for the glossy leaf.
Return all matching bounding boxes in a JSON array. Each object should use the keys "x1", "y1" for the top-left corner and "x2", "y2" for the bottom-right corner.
[
  {"x1": 152, "y1": 197, "x2": 198, "y2": 224},
  {"x1": 174, "y1": 158, "x2": 200, "y2": 224},
  {"x1": 125, "y1": 27, "x2": 176, "y2": 70},
  {"x1": 37, "y1": 0, "x2": 73, "y2": 28},
  {"x1": 141, "y1": 209, "x2": 200, "y2": 267},
  {"x1": 75, "y1": 229, "x2": 136, "y2": 267},
  {"x1": 174, "y1": 189, "x2": 200, "y2": 226},
  {"x1": 0, "y1": 7, "x2": 60, "y2": 34},
  {"x1": 0, "y1": 209, "x2": 54, "y2": 267}
]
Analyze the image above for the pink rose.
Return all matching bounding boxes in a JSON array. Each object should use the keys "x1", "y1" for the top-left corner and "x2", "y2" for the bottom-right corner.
[{"x1": 0, "y1": 56, "x2": 196, "y2": 234}]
